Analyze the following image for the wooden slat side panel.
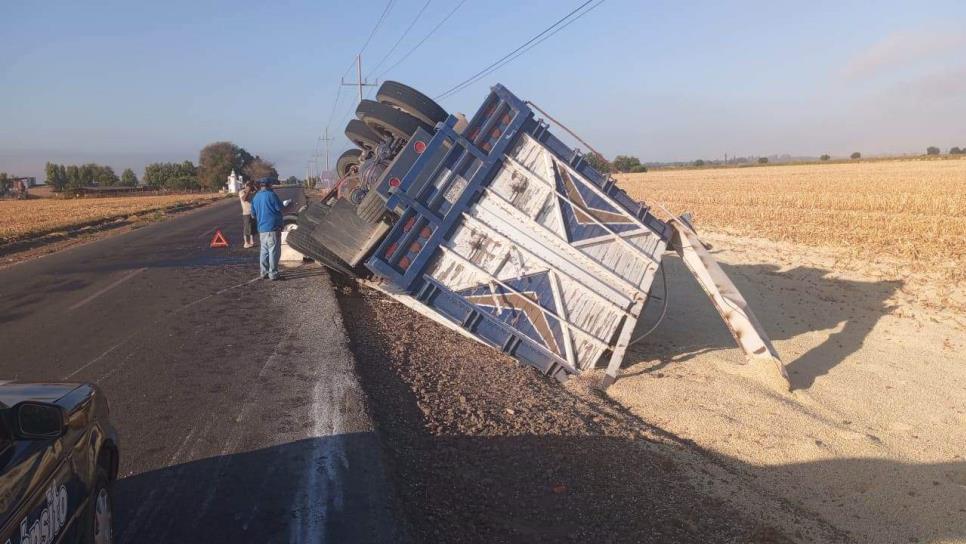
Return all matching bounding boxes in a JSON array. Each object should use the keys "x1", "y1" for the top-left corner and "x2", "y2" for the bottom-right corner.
[{"x1": 424, "y1": 209, "x2": 620, "y2": 370}]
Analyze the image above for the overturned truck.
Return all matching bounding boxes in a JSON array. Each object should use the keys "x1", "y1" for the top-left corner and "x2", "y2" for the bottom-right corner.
[{"x1": 290, "y1": 81, "x2": 788, "y2": 388}]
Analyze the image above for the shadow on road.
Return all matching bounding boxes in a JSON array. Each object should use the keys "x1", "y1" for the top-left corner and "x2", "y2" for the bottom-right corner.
[
  {"x1": 0, "y1": 277, "x2": 90, "y2": 321},
  {"x1": 112, "y1": 430, "x2": 966, "y2": 544},
  {"x1": 114, "y1": 433, "x2": 397, "y2": 544},
  {"x1": 626, "y1": 256, "x2": 902, "y2": 390}
]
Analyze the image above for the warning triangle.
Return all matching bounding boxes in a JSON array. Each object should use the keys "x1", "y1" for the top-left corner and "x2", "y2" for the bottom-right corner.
[{"x1": 210, "y1": 229, "x2": 229, "y2": 248}]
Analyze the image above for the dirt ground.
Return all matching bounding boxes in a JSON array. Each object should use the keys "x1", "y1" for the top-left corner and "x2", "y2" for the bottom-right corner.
[
  {"x1": 334, "y1": 276, "x2": 852, "y2": 543},
  {"x1": 333, "y1": 225, "x2": 964, "y2": 543},
  {"x1": 607, "y1": 231, "x2": 966, "y2": 544}
]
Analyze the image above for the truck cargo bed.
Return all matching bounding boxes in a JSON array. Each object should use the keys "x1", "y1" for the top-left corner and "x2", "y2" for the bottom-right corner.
[{"x1": 364, "y1": 85, "x2": 672, "y2": 381}]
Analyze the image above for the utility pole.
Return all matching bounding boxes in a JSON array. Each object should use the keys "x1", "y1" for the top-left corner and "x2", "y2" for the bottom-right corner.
[
  {"x1": 341, "y1": 54, "x2": 378, "y2": 101},
  {"x1": 319, "y1": 129, "x2": 333, "y2": 175}
]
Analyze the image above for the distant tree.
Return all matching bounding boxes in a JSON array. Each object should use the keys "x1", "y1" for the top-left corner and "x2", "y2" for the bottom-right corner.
[
  {"x1": 926, "y1": 146, "x2": 941, "y2": 156},
  {"x1": 612, "y1": 155, "x2": 645, "y2": 173},
  {"x1": 284, "y1": 175, "x2": 298, "y2": 185},
  {"x1": 78, "y1": 163, "x2": 97, "y2": 187},
  {"x1": 198, "y1": 141, "x2": 256, "y2": 191},
  {"x1": 236, "y1": 147, "x2": 255, "y2": 172},
  {"x1": 758, "y1": 157, "x2": 768, "y2": 164},
  {"x1": 243, "y1": 156, "x2": 278, "y2": 181},
  {"x1": 0, "y1": 172, "x2": 9, "y2": 195},
  {"x1": 45, "y1": 162, "x2": 67, "y2": 191},
  {"x1": 166, "y1": 176, "x2": 200, "y2": 190},
  {"x1": 198, "y1": 142, "x2": 235, "y2": 191},
  {"x1": 94, "y1": 165, "x2": 119, "y2": 186},
  {"x1": 850, "y1": 152, "x2": 861, "y2": 160},
  {"x1": 143, "y1": 161, "x2": 198, "y2": 189},
  {"x1": 143, "y1": 163, "x2": 166, "y2": 188},
  {"x1": 65, "y1": 165, "x2": 83, "y2": 192},
  {"x1": 820, "y1": 154, "x2": 830, "y2": 161},
  {"x1": 306, "y1": 176, "x2": 320, "y2": 189},
  {"x1": 950, "y1": 146, "x2": 964, "y2": 155},
  {"x1": 694, "y1": 159, "x2": 705, "y2": 167},
  {"x1": 120, "y1": 168, "x2": 138, "y2": 186},
  {"x1": 583, "y1": 152, "x2": 612, "y2": 173}
]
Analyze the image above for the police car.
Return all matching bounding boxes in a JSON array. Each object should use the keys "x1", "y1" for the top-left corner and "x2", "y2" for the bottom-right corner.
[{"x1": 0, "y1": 383, "x2": 119, "y2": 544}]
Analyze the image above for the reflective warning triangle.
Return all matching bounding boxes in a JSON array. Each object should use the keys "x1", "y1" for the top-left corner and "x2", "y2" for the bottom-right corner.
[{"x1": 210, "y1": 229, "x2": 229, "y2": 248}]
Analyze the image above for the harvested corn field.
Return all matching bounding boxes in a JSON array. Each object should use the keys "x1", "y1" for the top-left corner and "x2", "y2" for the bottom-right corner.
[
  {"x1": 616, "y1": 159, "x2": 966, "y2": 283},
  {"x1": 0, "y1": 193, "x2": 223, "y2": 244}
]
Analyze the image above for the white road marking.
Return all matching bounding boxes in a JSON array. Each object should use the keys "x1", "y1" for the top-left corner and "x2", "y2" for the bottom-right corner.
[
  {"x1": 65, "y1": 276, "x2": 261, "y2": 382},
  {"x1": 63, "y1": 341, "x2": 123, "y2": 379},
  {"x1": 69, "y1": 267, "x2": 147, "y2": 311},
  {"x1": 191, "y1": 331, "x2": 296, "y2": 527}
]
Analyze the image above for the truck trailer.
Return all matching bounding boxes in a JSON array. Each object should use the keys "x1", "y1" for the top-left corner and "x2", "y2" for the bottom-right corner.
[{"x1": 289, "y1": 81, "x2": 787, "y2": 388}]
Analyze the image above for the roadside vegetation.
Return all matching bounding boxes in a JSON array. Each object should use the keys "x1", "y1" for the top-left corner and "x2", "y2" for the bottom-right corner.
[
  {"x1": 13, "y1": 141, "x2": 280, "y2": 198},
  {"x1": 0, "y1": 193, "x2": 222, "y2": 245}
]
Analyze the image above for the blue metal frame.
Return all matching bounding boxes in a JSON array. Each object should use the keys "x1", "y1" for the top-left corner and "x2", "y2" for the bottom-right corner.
[{"x1": 365, "y1": 84, "x2": 669, "y2": 379}]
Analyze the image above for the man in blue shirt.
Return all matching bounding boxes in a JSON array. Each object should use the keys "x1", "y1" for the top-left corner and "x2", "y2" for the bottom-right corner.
[{"x1": 250, "y1": 177, "x2": 284, "y2": 280}]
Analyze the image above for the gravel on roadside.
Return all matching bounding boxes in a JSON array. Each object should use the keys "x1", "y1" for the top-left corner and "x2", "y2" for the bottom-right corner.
[{"x1": 333, "y1": 277, "x2": 841, "y2": 543}]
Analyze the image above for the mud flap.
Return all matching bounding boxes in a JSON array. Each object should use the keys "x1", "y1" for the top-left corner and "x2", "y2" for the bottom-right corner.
[{"x1": 669, "y1": 219, "x2": 790, "y2": 388}]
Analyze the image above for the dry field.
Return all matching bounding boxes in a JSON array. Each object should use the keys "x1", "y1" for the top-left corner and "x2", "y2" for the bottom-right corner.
[
  {"x1": 616, "y1": 159, "x2": 966, "y2": 284},
  {"x1": 609, "y1": 159, "x2": 966, "y2": 542},
  {"x1": 0, "y1": 193, "x2": 222, "y2": 244}
]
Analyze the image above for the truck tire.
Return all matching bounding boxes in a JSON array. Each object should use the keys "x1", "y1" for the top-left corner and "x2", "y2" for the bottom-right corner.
[
  {"x1": 286, "y1": 227, "x2": 360, "y2": 278},
  {"x1": 336, "y1": 149, "x2": 362, "y2": 178},
  {"x1": 356, "y1": 99, "x2": 432, "y2": 142},
  {"x1": 356, "y1": 189, "x2": 386, "y2": 223},
  {"x1": 377, "y1": 81, "x2": 448, "y2": 127},
  {"x1": 345, "y1": 119, "x2": 382, "y2": 150}
]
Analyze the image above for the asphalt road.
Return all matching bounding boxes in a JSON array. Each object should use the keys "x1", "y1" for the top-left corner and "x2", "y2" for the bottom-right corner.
[{"x1": 0, "y1": 188, "x2": 398, "y2": 542}]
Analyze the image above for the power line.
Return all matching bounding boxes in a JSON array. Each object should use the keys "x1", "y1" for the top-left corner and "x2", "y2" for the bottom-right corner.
[
  {"x1": 341, "y1": 54, "x2": 379, "y2": 101},
  {"x1": 324, "y1": 59, "x2": 358, "y2": 130},
  {"x1": 316, "y1": 0, "x2": 397, "y2": 159},
  {"x1": 373, "y1": 0, "x2": 469, "y2": 81},
  {"x1": 358, "y1": 0, "x2": 397, "y2": 57},
  {"x1": 366, "y1": 0, "x2": 434, "y2": 79},
  {"x1": 331, "y1": 0, "x2": 471, "y2": 139},
  {"x1": 435, "y1": 0, "x2": 603, "y2": 100}
]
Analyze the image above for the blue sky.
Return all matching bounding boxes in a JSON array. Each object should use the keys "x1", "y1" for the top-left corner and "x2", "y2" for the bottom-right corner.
[{"x1": 2, "y1": 0, "x2": 964, "y2": 180}]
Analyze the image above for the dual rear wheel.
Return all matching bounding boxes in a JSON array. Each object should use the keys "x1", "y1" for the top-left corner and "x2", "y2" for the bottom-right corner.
[
  {"x1": 336, "y1": 81, "x2": 448, "y2": 226},
  {"x1": 343, "y1": 81, "x2": 447, "y2": 152}
]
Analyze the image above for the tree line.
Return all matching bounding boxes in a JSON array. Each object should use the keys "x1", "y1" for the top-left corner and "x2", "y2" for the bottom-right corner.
[
  {"x1": 585, "y1": 146, "x2": 966, "y2": 172},
  {"x1": 44, "y1": 163, "x2": 139, "y2": 192},
  {"x1": 926, "y1": 146, "x2": 965, "y2": 155},
  {"x1": 42, "y1": 141, "x2": 278, "y2": 193},
  {"x1": 583, "y1": 153, "x2": 648, "y2": 174}
]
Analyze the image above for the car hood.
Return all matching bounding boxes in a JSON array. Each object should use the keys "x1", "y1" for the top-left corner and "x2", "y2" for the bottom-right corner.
[{"x1": 0, "y1": 382, "x2": 81, "y2": 408}]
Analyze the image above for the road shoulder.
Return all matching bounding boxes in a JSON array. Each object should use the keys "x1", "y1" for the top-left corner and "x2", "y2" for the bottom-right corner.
[{"x1": 333, "y1": 276, "x2": 843, "y2": 543}]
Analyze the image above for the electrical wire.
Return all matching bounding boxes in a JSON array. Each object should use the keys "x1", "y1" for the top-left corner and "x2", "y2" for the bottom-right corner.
[
  {"x1": 629, "y1": 264, "x2": 669, "y2": 346},
  {"x1": 365, "y1": 0, "x2": 435, "y2": 79},
  {"x1": 435, "y1": 0, "x2": 604, "y2": 100},
  {"x1": 437, "y1": 0, "x2": 604, "y2": 100},
  {"x1": 358, "y1": 0, "x2": 397, "y2": 57},
  {"x1": 314, "y1": 0, "x2": 397, "y2": 168},
  {"x1": 526, "y1": 99, "x2": 608, "y2": 161},
  {"x1": 373, "y1": 0, "x2": 469, "y2": 81}
]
